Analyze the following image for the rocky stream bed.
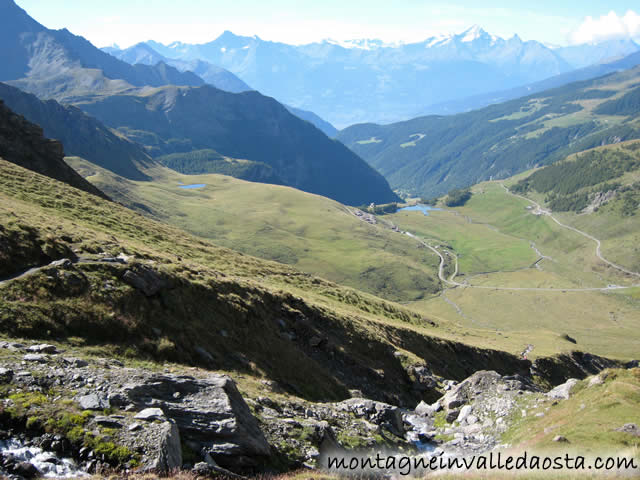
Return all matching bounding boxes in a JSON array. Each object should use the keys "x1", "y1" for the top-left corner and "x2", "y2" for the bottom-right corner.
[{"x1": 0, "y1": 341, "x2": 636, "y2": 479}]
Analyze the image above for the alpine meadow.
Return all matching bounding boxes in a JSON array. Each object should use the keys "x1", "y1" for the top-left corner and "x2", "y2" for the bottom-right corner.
[{"x1": 0, "y1": 1, "x2": 638, "y2": 479}]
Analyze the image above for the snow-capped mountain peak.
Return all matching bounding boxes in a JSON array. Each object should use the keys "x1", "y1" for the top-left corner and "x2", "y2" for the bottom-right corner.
[
  {"x1": 322, "y1": 38, "x2": 401, "y2": 50},
  {"x1": 461, "y1": 24, "x2": 486, "y2": 42}
]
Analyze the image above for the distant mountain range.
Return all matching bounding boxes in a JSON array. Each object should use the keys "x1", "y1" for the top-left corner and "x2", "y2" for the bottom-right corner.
[
  {"x1": 421, "y1": 50, "x2": 640, "y2": 116},
  {"x1": 103, "y1": 42, "x2": 251, "y2": 94},
  {"x1": 0, "y1": 0, "x2": 392, "y2": 205},
  {"x1": 142, "y1": 27, "x2": 640, "y2": 127},
  {"x1": 103, "y1": 42, "x2": 338, "y2": 136},
  {"x1": 337, "y1": 66, "x2": 640, "y2": 197}
]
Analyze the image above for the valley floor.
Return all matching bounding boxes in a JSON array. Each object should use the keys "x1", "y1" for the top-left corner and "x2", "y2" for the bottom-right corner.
[{"x1": 386, "y1": 181, "x2": 640, "y2": 360}]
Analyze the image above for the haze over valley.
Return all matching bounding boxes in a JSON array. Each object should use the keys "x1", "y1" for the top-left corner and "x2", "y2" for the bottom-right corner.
[{"x1": 0, "y1": 1, "x2": 639, "y2": 478}]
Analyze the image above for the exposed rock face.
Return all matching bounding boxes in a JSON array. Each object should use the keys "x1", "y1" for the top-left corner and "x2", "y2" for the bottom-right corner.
[
  {"x1": 121, "y1": 374, "x2": 271, "y2": 471},
  {"x1": 148, "y1": 420, "x2": 182, "y2": 472},
  {"x1": 76, "y1": 393, "x2": 110, "y2": 411},
  {"x1": 532, "y1": 352, "x2": 624, "y2": 385},
  {"x1": 546, "y1": 378, "x2": 578, "y2": 400},
  {"x1": 0, "y1": 99, "x2": 107, "y2": 199},
  {"x1": 337, "y1": 398, "x2": 405, "y2": 438},
  {"x1": 122, "y1": 266, "x2": 169, "y2": 296},
  {"x1": 582, "y1": 189, "x2": 617, "y2": 214},
  {"x1": 440, "y1": 371, "x2": 540, "y2": 414}
]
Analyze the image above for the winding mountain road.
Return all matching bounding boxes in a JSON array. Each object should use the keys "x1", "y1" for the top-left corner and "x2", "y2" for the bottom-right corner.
[
  {"x1": 502, "y1": 183, "x2": 640, "y2": 280},
  {"x1": 401, "y1": 187, "x2": 640, "y2": 292}
]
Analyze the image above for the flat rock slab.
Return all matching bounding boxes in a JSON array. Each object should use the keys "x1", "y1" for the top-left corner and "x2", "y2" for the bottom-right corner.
[
  {"x1": 63, "y1": 357, "x2": 88, "y2": 368},
  {"x1": 23, "y1": 354, "x2": 48, "y2": 363},
  {"x1": 76, "y1": 393, "x2": 110, "y2": 410},
  {"x1": 27, "y1": 344, "x2": 58, "y2": 354},
  {"x1": 94, "y1": 416, "x2": 124, "y2": 428},
  {"x1": 135, "y1": 408, "x2": 166, "y2": 421}
]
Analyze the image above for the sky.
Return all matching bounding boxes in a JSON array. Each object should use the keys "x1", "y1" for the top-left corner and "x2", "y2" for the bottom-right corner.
[{"x1": 14, "y1": 0, "x2": 640, "y2": 49}]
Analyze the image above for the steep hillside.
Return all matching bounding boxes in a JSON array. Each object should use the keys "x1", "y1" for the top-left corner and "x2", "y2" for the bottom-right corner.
[
  {"x1": 0, "y1": 158, "x2": 535, "y2": 407},
  {"x1": 104, "y1": 43, "x2": 339, "y2": 137},
  {"x1": 0, "y1": 0, "x2": 203, "y2": 102},
  {"x1": 73, "y1": 85, "x2": 399, "y2": 205},
  {"x1": 0, "y1": 99, "x2": 105, "y2": 199},
  {"x1": 286, "y1": 105, "x2": 338, "y2": 138},
  {"x1": 0, "y1": 82, "x2": 153, "y2": 180},
  {"x1": 338, "y1": 66, "x2": 640, "y2": 198}
]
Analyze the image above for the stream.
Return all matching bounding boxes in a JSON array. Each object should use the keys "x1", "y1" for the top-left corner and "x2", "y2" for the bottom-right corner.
[{"x1": 0, "y1": 438, "x2": 87, "y2": 478}]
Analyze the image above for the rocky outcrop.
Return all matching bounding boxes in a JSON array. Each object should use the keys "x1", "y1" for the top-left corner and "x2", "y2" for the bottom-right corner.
[
  {"x1": 405, "y1": 371, "x2": 542, "y2": 454},
  {"x1": 0, "y1": 99, "x2": 107, "y2": 199},
  {"x1": 147, "y1": 420, "x2": 183, "y2": 471},
  {"x1": 546, "y1": 378, "x2": 578, "y2": 400},
  {"x1": 121, "y1": 374, "x2": 271, "y2": 471},
  {"x1": 337, "y1": 398, "x2": 405, "y2": 438},
  {"x1": 122, "y1": 266, "x2": 169, "y2": 296},
  {"x1": 532, "y1": 351, "x2": 624, "y2": 386},
  {"x1": 0, "y1": 344, "x2": 272, "y2": 474}
]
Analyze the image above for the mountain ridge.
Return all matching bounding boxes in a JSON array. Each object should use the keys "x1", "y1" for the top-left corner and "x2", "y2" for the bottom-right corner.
[
  {"x1": 0, "y1": 0, "x2": 384, "y2": 204},
  {"x1": 0, "y1": 82, "x2": 154, "y2": 180},
  {"x1": 337, "y1": 65, "x2": 640, "y2": 197},
  {"x1": 144, "y1": 27, "x2": 639, "y2": 126},
  {"x1": 74, "y1": 84, "x2": 399, "y2": 205},
  {"x1": 105, "y1": 42, "x2": 339, "y2": 135}
]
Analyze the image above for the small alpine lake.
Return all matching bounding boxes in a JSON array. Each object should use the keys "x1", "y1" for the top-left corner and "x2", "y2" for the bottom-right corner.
[
  {"x1": 179, "y1": 184, "x2": 207, "y2": 189},
  {"x1": 398, "y1": 204, "x2": 441, "y2": 216}
]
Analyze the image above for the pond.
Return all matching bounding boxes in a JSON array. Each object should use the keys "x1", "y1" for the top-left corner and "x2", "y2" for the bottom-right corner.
[
  {"x1": 179, "y1": 184, "x2": 207, "y2": 189},
  {"x1": 398, "y1": 204, "x2": 441, "y2": 216}
]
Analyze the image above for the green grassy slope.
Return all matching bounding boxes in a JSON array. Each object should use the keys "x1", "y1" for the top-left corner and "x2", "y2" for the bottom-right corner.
[
  {"x1": 337, "y1": 66, "x2": 640, "y2": 198},
  {"x1": 504, "y1": 368, "x2": 640, "y2": 454},
  {"x1": 67, "y1": 149, "x2": 640, "y2": 361},
  {"x1": 2, "y1": 158, "x2": 541, "y2": 406},
  {"x1": 67, "y1": 158, "x2": 440, "y2": 303},
  {"x1": 511, "y1": 140, "x2": 640, "y2": 273}
]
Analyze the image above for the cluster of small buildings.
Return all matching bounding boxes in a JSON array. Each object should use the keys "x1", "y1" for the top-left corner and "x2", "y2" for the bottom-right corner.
[{"x1": 353, "y1": 209, "x2": 377, "y2": 224}]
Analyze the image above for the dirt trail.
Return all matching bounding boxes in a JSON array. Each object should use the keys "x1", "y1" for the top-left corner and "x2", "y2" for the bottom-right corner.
[{"x1": 0, "y1": 257, "x2": 122, "y2": 288}]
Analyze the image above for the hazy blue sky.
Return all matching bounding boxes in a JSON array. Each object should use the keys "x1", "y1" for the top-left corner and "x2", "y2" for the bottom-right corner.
[{"x1": 14, "y1": 0, "x2": 640, "y2": 48}]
